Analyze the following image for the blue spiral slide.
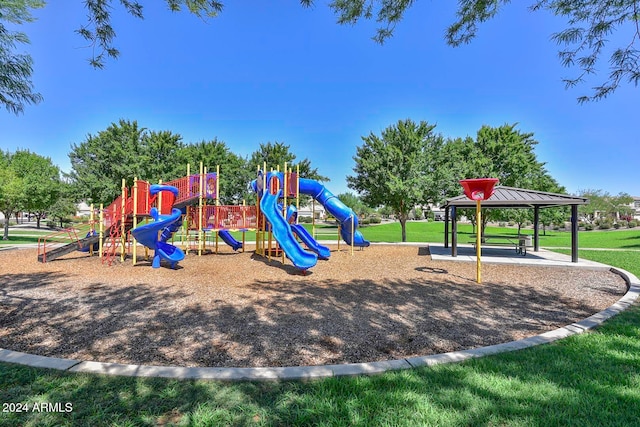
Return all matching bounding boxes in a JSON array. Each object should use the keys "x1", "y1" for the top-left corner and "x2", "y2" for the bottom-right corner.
[{"x1": 131, "y1": 185, "x2": 185, "y2": 269}]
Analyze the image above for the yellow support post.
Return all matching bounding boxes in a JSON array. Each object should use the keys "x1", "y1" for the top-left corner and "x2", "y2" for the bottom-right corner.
[
  {"x1": 98, "y1": 204, "x2": 104, "y2": 259},
  {"x1": 132, "y1": 179, "x2": 138, "y2": 265},
  {"x1": 157, "y1": 179, "x2": 163, "y2": 215},
  {"x1": 120, "y1": 178, "x2": 126, "y2": 262},
  {"x1": 282, "y1": 162, "x2": 287, "y2": 265},
  {"x1": 242, "y1": 199, "x2": 246, "y2": 253},
  {"x1": 476, "y1": 199, "x2": 482, "y2": 284},
  {"x1": 311, "y1": 199, "x2": 315, "y2": 240},
  {"x1": 216, "y1": 165, "x2": 220, "y2": 206},
  {"x1": 262, "y1": 162, "x2": 267, "y2": 256},
  {"x1": 351, "y1": 214, "x2": 354, "y2": 256},
  {"x1": 198, "y1": 162, "x2": 204, "y2": 256},
  {"x1": 89, "y1": 204, "x2": 95, "y2": 256}
]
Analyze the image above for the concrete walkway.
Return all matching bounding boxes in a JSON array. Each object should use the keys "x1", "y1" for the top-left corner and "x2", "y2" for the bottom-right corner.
[
  {"x1": 1, "y1": 242, "x2": 639, "y2": 381},
  {"x1": 428, "y1": 243, "x2": 611, "y2": 268}
]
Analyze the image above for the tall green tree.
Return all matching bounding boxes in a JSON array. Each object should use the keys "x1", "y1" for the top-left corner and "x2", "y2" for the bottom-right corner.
[
  {"x1": 0, "y1": 0, "x2": 44, "y2": 114},
  {"x1": 248, "y1": 141, "x2": 329, "y2": 206},
  {"x1": 348, "y1": 119, "x2": 443, "y2": 242},
  {"x1": 180, "y1": 139, "x2": 252, "y2": 204},
  {"x1": 69, "y1": 119, "x2": 147, "y2": 204},
  {"x1": 68, "y1": 119, "x2": 185, "y2": 205},
  {"x1": 449, "y1": 124, "x2": 564, "y2": 233},
  {"x1": 0, "y1": 151, "x2": 26, "y2": 239},
  {"x1": 140, "y1": 130, "x2": 186, "y2": 182},
  {"x1": 336, "y1": 192, "x2": 370, "y2": 217},
  {"x1": 48, "y1": 178, "x2": 79, "y2": 228},
  {"x1": 248, "y1": 141, "x2": 328, "y2": 182},
  {"x1": 9, "y1": 150, "x2": 61, "y2": 228},
  {"x1": 577, "y1": 189, "x2": 634, "y2": 224}
]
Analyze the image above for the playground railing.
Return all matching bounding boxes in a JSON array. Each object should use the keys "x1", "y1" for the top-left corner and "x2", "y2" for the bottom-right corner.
[{"x1": 204, "y1": 205, "x2": 258, "y2": 230}]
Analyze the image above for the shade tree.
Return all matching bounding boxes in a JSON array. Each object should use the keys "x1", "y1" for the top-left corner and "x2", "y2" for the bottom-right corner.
[
  {"x1": 180, "y1": 139, "x2": 252, "y2": 204},
  {"x1": 348, "y1": 119, "x2": 444, "y2": 242},
  {"x1": 0, "y1": 0, "x2": 44, "y2": 114},
  {"x1": 8, "y1": 149, "x2": 62, "y2": 228}
]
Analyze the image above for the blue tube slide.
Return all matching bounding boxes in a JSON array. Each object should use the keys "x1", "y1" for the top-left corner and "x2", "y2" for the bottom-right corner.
[
  {"x1": 298, "y1": 178, "x2": 370, "y2": 247},
  {"x1": 131, "y1": 185, "x2": 185, "y2": 269},
  {"x1": 260, "y1": 189, "x2": 317, "y2": 270},
  {"x1": 218, "y1": 230, "x2": 242, "y2": 251}
]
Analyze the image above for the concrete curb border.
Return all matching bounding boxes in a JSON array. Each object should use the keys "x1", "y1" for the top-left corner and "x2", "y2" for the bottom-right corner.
[{"x1": 1, "y1": 267, "x2": 638, "y2": 381}]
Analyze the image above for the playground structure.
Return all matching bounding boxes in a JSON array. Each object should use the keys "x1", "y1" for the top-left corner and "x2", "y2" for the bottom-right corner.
[
  {"x1": 37, "y1": 162, "x2": 369, "y2": 272},
  {"x1": 252, "y1": 163, "x2": 370, "y2": 272},
  {"x1": 37, "y1": 163, "x2": 257, "y2": 268}
]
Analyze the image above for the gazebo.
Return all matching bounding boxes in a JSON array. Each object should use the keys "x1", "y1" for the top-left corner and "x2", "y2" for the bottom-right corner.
[{"x1": 443, "y1": 186, "x2": 589, "y2": 262}]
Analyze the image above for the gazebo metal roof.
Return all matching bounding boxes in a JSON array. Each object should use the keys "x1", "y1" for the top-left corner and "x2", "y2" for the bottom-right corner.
[
  {"x1": 444, "y1": 186, "x2": 589, "y2": 208},
  {"x1": 442, "y1": 186, "x2": 589, "y2": 263}
]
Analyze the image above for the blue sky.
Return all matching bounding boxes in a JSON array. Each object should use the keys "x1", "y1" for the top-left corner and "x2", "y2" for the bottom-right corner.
[{"x1": 2, "y1": 1, "x2": 638, "y2": 198}]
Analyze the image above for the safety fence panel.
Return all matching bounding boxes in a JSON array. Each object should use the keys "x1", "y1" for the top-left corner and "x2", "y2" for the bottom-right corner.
[
  {"x1": 187, "y1": 205, "x2": 257, "y2": 230},
  {"x1": 135, "y1": 180, "x2": 151, "y2": 215}
]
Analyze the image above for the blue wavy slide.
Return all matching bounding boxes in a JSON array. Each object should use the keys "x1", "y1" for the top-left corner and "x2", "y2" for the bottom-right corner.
[
  {"x1": 290, "y1": 223, "x2": 331, "y2": 259},
  {"x1": 218, "y1": 230, "x2": 242, "y2": 251},
  {"x1": 260, "y1": 189, "x2": 317, "y2": 270},
  {"x1": 298, "y1": 178, "x2": 370, "y2": 247},
  {"x1": 131, "y1": 185, "x2": 185, "y2": 269}
]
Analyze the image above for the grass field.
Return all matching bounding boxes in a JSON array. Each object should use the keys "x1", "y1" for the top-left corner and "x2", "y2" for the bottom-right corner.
[
  {"x1": 353, "y1": 221, "x2": 640, "y2": 249},
  {"x1": 1, "y1": 222, "x2": 639, "y2": 425}
]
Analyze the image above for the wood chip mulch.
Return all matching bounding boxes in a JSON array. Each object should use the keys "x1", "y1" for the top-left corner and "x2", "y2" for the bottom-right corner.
[{"x1": 0, "y1": 245, "x2": 628, "y2": 368}]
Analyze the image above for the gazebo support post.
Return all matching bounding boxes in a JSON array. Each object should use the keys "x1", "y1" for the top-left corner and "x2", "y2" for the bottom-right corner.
[
  {"x1": 451, "y1": 206, "x2": 457, "y2": 257},
  {"x1": 533, "y1": 206, "x2": 540, "y2": 252},
  {"x1": 444, "y1": 207, "x2": 450, "y2": 248},
  {"x1": 571, "y1": 204, "x2": 579, "y2": 262}
]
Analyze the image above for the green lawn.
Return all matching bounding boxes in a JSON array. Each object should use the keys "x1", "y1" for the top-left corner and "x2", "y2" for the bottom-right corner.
[
  {"x1": 357, "y1": 221, "x2": 640, "y2": 249},
  {"x1": 1, "y1": 223, "x2": 639, "y2": 426}
]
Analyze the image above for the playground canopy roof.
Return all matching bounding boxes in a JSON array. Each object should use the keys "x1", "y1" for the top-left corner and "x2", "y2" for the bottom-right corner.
[{"x1": 443, "y1": 186, "x2": 589, "y2": 209}]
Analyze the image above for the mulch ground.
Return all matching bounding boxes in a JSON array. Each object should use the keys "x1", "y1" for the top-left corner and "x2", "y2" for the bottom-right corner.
[{"x1": 0, "y1": 244, "x2": 628, "y2": 368}]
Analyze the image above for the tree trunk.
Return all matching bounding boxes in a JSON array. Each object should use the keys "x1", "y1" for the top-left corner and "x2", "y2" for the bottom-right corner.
[
  {"x1": 400, "y1": 217, "x2": 407, "y2": 242},
  {"x1": 3, "y1": 216, "x2": 9, "y2": 240}
]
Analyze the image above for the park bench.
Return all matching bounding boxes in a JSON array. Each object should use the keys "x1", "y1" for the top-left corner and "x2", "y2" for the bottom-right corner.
[{"x1": 470, "y1": 234, "x2": 528, "y2": 256}]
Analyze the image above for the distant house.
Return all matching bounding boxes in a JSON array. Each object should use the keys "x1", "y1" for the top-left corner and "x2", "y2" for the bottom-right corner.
[
  {"x1": 631, "y1": 197, "x2": 640, "y2": 220},
  {"x1": 297, "y1": 203, "x2": 326, "y2": 221},
  {"x1": 76, "y1": 201, "x2": 92, "y2": 217}
]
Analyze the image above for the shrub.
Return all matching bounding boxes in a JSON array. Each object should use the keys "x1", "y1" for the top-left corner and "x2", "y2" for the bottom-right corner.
[
  {"x1": 598, "y1": 221, "x2": 612, "y2": 230},
  {"x1": 360, "y1": 218, "x2": 371, "y2": 225},
  {"x1": 584, "y1": 223, "x2": 594, "y2": 231},
  {"x1": 498, "y1": 222, "x2": 506, "y2": 227},
  {"x1": 299, "y1": 216, "x2": 313, "y2": 224},
  {"x1": 369, "y1": 216, "x2": 382, "y2": 224},
  {"x1": 629, "y1": 220, "x2": 638, "y2": 228},
  {"x1": 508, "y1": 221, "x2": 515, "y2": 226},
  {"x1": 613, "y1": 222, "x2": 621, "y2": 229}
]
